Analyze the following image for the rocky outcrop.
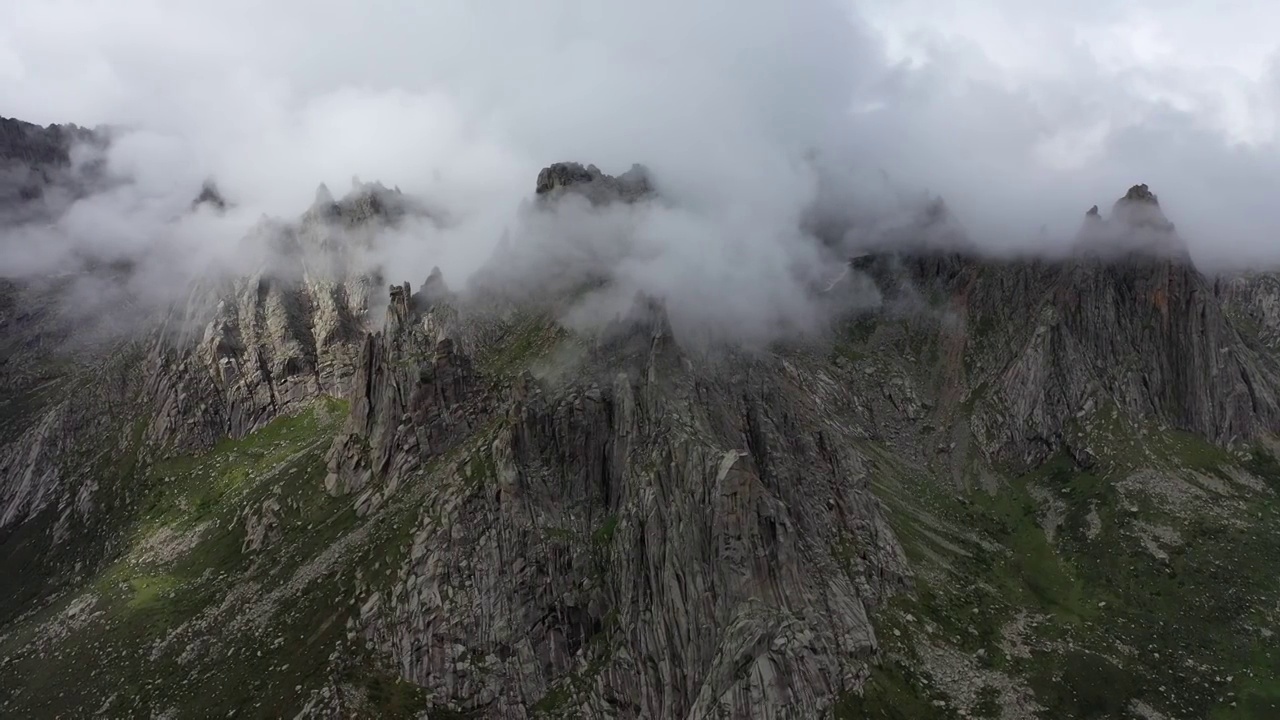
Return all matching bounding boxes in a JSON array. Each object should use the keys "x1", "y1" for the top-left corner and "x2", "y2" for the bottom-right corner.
[
  {"x1": 325, "y1": 277, "x2": 484, "y2": 510},
  {"x1": 0, "y1": 116, "x2": 106, "y2": 222},
  {"x1": 143, "y1": 181, "x2": 415, "y2": 452},
  {"x1": 350, "y1": 295, "x2": 911, "y2": 719},
  {"x1": 241, "y1": 495, "x2": 282, "y2": 553},
  {"x1": 967, "y1": 253, "x2": 1280, "y2": 467},
  {"x1": 1074, "y1": 183, "x2": 1185, "y2": 259},
  {"x1": 1215, "y1": 271, "x2": 1280, "y2": 350},
  {"x1": 142, "y1": 270, "x2": 371, "y2": 452},
  {"x1": 534, "y1": 162, "x2": 653, "y2": 205},
  {"x1": 192, "y1": 179, "x2": 227, "y2": 211},
  {"x1": 199, "y1": 270, "x2": 368, "y2": 437},
  {"x1": 849, "y1": 185, "x2": 1280, "y2": 469},
  {"x1": 0, "y1": 117, "x2": 97, "y2": 167}
]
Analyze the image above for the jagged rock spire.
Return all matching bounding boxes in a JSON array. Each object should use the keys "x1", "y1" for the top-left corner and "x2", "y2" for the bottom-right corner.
[
  {"x1": 192, "y1": 178, "x2": 227, "y2": 211},
  {"x1": 420, "y1": 266, "x2": 448, "y2": 303},
  {"x1": 1073, "y1": 183, "x2": 1183, "y2": 259},
  {"x1": 1111, "y1": 183, "x2": 1176, "y2": 234},
  {"x1": 1120, "y1": 183, "x2": 1158, "y2": 204},
  {"x1": 386, "y1": 281, "x2": 414, "y2": 331},
  {"x1": 533, "y1": 161, "x2": 653, "y2": 205},
  {"x1": 314, "y1": 182, "x2": 334, "y2": 205},
  {"x1": 535, "y1": 162, "x2": 595, "y2": 195}
]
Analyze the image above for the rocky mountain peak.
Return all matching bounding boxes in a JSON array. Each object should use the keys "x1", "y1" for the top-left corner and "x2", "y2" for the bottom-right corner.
[
  {"x1": 534, "y1": 161, "x2": 595, "y2": 194},
  {"x1": 1073, "y1": 182, "x2": 1184, "y2": 259},
  {"x1": 314, "y1": 182, "x2": 335, "y2": 206},
  {"x1": 534, "y1": 161, "x2": 653, "y2": 205},
  {"x1": 417, "y1": 265, "x2": 449, "y2": 307},
  {"x1": 1120, "y1": 183, "x2": 1159, "y2": 205},
  {"x1": 0, "y1": 116, "x2": 96, "y2": 166},
  {"x1": 1, "y1": 116, "x2": 107, "y2": 218},
  {"x1": 192, "y1": 179, "x2": 227, "y2": 211},
  {"x1": 1111, "y1": 182, "x2": 1176, "y2": 233}
]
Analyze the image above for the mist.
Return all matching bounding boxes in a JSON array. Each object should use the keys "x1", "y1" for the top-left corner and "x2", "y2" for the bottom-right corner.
[{"x1": 3, "y1": 0, "x2": 1280, "y2": 342}]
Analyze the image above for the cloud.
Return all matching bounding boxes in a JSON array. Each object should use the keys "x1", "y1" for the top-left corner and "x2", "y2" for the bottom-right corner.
[{"x1": 1, "y1": 0, "x2": 1279, "y2": 343}]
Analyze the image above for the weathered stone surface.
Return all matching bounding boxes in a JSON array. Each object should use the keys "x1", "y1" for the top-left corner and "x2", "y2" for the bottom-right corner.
[
  {"x1": 142, "y1": 182, "x2": 404, "y2": 452},
  {"x1": 242, "y1": 496, "x2": 283, "y2": 553},
  {"x1": 325, "y1": 278, "x2": 482, "y2": 504},
  {"x1": 854, "y1": 199, "x2": 1280, "y2": 470},
  {"x1": 338, "y1": 294, "x2": 910, "y2": 719},
  {"x1": 0, "y1": 115, "x2": 106, "y2": 223},
  {"x1": 534, "y1": 162, "x2": 653, "y2": 206},
  {"x1": 1074, "y1": 183, "x2": 1184, "y2": 259}
]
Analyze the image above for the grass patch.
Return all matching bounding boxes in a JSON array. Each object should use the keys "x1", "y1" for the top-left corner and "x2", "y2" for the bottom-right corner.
[
  {"x1": 860, "y1": 424, "x2": 1280, "y2": 720},
  {"x1": 0, "y1": 397, "x2": 378, "y2": 718},
  {"x1": 830, "y1": 657, "x2": 951, "y2": 719},
  {"x1": 477, "y1": 313, "x2": 569, "y2": 379}
]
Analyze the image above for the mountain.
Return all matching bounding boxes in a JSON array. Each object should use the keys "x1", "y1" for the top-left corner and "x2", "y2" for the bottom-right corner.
[
  {"x1": 0, "y1": 116, "x2": 107, "y2": 224},
  {"x1": 1, "y1": 125, "x2": 1279, "y2": 719}
]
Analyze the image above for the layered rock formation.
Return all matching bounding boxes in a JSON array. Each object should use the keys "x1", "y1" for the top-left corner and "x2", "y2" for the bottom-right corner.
[
  {"x1": 535, "y1": 162, "x2": 654, "y2": 205},
  {"x1": 347, "y1": 287, "x2": 911, "y2": 718},
  {"x1": 0, "y1": 175, "x2": 413, "y2": 533},
  {"x1": 838, "y1": 184, "x2": 1280, "y2": 471},
  {"x1": 0, "y1": 115, "x2": 106, "y2": 221},
  {"x1": 1073, "y1": 183, "x2": 1185, "y2": 259},
  {"x1": 324, "y1": 274, "x2": 483, "y2": 507}
]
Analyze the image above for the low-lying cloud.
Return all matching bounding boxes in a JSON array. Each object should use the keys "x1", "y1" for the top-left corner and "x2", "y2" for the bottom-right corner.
[{"x1": 2, "y1": 0, "x2": 1279, "y2": 342}]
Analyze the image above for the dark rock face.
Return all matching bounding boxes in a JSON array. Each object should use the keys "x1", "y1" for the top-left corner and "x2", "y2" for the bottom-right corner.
[
  {"x1": 1074, "y1": 183, "x2": 1184, "y2": 259},
  {"x1": 0, "y1": 116, "x2": 105, "y2": 222},
  {"x1": 863, "y1": 192, "x2": 1280, "y2": 469},
  {"x1": 325, "y1": 279, "x2": 484, "y2": 510},
  {"x1": 974, "y1": 255, "x2": 1277, "y2": 466},
  {"x1": 192, "y1": 179, "x2": 228, "y2": 211},
  {"x1": 0, "y1": 116, "x2": 95, "y2": 167},
  {"x1": 534, "y1": 162, "x2": 653, "y2": 205},
  {"x1": 346, "y1": 292, "x2": 910, "y2": 718}
]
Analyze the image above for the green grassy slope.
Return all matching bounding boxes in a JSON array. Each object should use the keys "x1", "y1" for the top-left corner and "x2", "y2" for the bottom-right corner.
[
  {"x1": 839, "y1": 431, "x2": 1280, "y2": 720},
  {"x1": 0, "y1": 398, "x2": 437, "y2": 717}
]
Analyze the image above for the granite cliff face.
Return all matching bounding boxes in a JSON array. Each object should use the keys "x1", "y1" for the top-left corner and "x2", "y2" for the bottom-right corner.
[
  {"x1": 326, "y1": 280, "x2": 911, "y2": 718},
  {"x1": 0, "y1": 116, "x2": 107, "y2": 224},
  {"x1": 846, "y1": 186, "x2": 1280, "y2": 474},
  {"x1": 3, "y1": 136, "x2": 1280, "y2": 720}
]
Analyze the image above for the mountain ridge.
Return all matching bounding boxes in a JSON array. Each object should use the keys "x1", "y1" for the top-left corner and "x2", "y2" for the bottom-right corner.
[{"x1": 2, "y1": 119, "x2": 1279, "y2": 718}]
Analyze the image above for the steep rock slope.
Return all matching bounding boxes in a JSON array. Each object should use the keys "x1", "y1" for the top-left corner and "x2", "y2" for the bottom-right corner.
[
  {"x1": 0, "y1": 116, "x2": 101, "y2": 205},
  {"x1": 141, "y1": 179, "x2": 427, "y2": 453},
  {"x1": 328, "y1": 282, "x2": 912, "y2": 718},
  {"x1": 852, "y1": 188, "x2": 1280, "y2": 472},
  {"x1": 0, "y1": 178, "x2": 424, "y2": 535}
]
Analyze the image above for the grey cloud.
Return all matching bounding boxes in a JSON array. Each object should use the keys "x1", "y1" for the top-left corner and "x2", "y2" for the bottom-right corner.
[{"x1": 0, "y1": 0, "x2": 1278, "y2": 343}]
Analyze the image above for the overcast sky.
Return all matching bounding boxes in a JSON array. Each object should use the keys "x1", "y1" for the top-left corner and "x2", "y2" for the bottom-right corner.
[{"x1": 2, "y1": 0, "x2": 1279, "y2": 321}]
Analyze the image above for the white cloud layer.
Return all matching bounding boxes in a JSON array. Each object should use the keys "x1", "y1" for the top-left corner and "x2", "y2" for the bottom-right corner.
[{"x1": 2, "y1": 0, "x2": 1279, "y2": 339}]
